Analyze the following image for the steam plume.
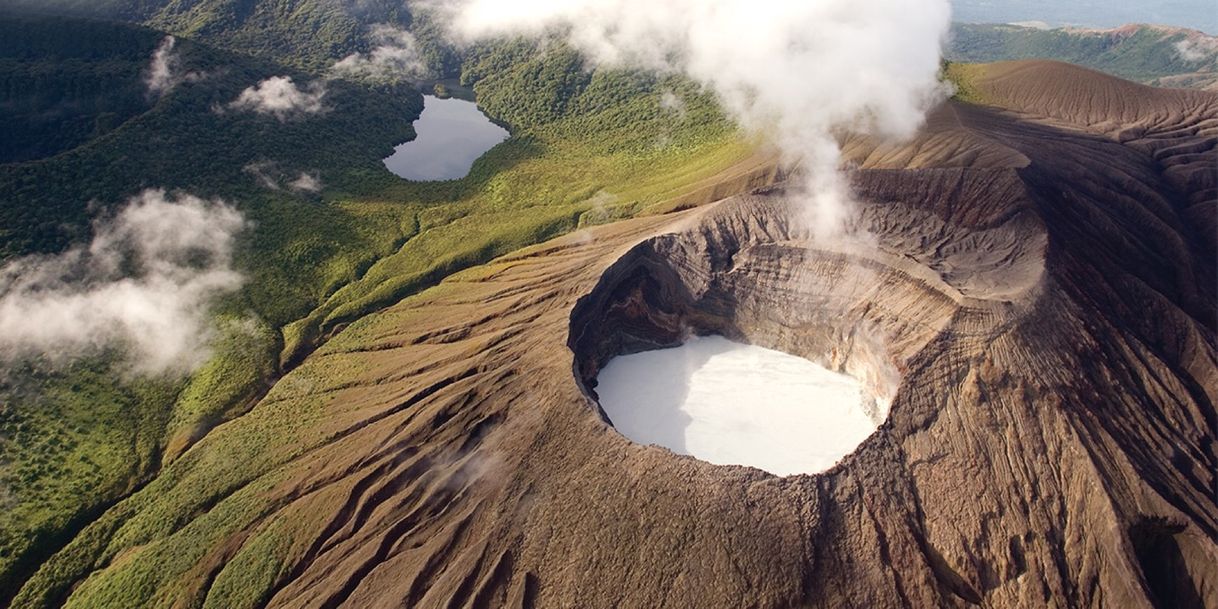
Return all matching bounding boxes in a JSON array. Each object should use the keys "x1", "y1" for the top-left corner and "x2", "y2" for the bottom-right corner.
[{"x1": 431, "y1": 0, "x2": 952, "y2": 236}]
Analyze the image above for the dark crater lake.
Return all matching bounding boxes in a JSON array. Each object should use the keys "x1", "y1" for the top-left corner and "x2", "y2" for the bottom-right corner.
[{"x1": 383, "y1": 95, "x2": 509, "y2": 182}]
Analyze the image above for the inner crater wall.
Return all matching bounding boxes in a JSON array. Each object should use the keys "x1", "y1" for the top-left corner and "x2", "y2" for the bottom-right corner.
[{"x1": 568, "y1": 195, "x2": 969, "y2": 422}]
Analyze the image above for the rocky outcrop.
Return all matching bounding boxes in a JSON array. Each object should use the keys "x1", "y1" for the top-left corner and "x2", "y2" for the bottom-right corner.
[{"x1": 13, "y1": 61, "x2": 1217, "y2": 609}]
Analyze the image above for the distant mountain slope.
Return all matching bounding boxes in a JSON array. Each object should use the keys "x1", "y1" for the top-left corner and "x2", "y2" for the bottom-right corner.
[
  {"x1": 0, "y1": 0, "x2": 163, "y2": 21},
  {"x1": 0, "y1": 13, "x2": 422, "y2": 259},
  {"x1": 142, "y1": 0, "x2": 412, "y2": 72},
  {"x1": 0, "y1": 0, "x2": 444, "y2": 72},
  {"x1": 948, "y1": 23, "x2": 1218, "y2": 90},
  {"x1": 951, "y1": 0, "x2": 1217, "y2": 34}
]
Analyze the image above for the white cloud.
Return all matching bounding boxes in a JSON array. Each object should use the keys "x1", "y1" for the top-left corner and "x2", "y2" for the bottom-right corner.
[
  {"x1": 145, "y1": 36, "x2": 178, "y2": 96},
  {"x1": 145, "y1": 35, "x2": 204, "y2": 97},
  {"x1": 431, "y1": 0, "x2": 952, "y2": 238},
  {"x1": 243, "y1": 161, "x2": 323, "y2": 194},
  {"x1": 1176, "y1": 38, "x2": 1216, "y2": 62},
  {"x1": 0, "y1": 190, "x2": 247, "y2": 376},
  {"x1": 243, "y1": 160, "x2": 281, "y2": 190},
  {"x1": 288, "y1": 173, "x2": 322, "y2": 193},
  {"x1": 227, "y1": 76, "x2": 328, "y2": 120},
  {"x1": 330, "y1": 25, "x2": 429, "y2": 81},
  {"x1": 659, "y1": 90, "x2": 687, "y2": 118},
  {"x1": 1009, "y1": 21, "x2": 1052, "y2": 30}
]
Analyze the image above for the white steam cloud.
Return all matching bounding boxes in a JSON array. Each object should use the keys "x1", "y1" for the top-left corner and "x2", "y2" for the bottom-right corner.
[
  {"x1": 331, "y1": 24, "x2": 429, "y2": 81},
  {"x1": 227, "y1": 76, "x2": 328, "y2": 120},
  {"x1": 144, "y1": 36, "x2": 203, "y2": 97},
  {"x1": 432, "y1": 0, "x2": 952, "y2": 237},
  {"x1": 0, "y1": 190, "x2": 246, "y2": 376}
]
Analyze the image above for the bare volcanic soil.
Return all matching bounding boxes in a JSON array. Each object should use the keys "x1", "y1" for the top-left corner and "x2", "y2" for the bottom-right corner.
[{"x1": 14, "y1": 61, "x2": 1218, "y2": 609}]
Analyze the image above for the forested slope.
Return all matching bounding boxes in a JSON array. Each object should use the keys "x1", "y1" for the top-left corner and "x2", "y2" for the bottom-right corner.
[{"x1": 948, "y1": 23, "x2": 1218, "y2": 89}]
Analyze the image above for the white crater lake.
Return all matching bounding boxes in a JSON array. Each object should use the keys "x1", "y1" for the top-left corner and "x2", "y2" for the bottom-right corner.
[
  {"x1": 383, "y1": 95, "x2": 509, "y2": 181},
  {"x1": 595, "y1": 335, "x2": 882, "y2": 476}
]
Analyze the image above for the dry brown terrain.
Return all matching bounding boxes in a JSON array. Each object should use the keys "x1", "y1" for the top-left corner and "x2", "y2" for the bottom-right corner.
[{"x1": 16, "y1": 60, "x2": 1217, "y2": 608}]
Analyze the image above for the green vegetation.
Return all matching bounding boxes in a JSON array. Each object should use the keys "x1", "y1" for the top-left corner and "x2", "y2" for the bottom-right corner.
[
  {"x1": 0, "y1": 14, "x2": 752, "y2": 608},
  {"x1": 941, "y1": 61, "x2": 990, "y2": 105},
  {"x1": 0, "y1": 361, "x2": 180, "y2": 604},
  {"x1": 142, "y1": 0, "x2": 412, "y2": 73},
  {"x1": 0, "y1": 14, "x2": 422, "y2": 601},
  {"x1": 0, "y1": 14, "x2": 424, "y2": 261},
  {"x1": 0, "y1": 16, "x2": 157, "y2": 163},
  {"x1": 2, "y1": 0, "x2": 464, "y2": 77},
  {"x1": 1, "y1": 0, "x2": 414, "y2": 73},
  {"x1": 947, "y1": 23, "x2": 1218, "y2": 88}
]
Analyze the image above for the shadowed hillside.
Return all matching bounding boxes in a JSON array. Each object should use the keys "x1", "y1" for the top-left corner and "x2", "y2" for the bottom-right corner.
[
  {"x1": 0, "y1": 15, "x2": 768, "y2": 605},
  {"x1": 0, "y1": 16, "x2": 159, "y2": 163},
  {"x1": 0, "y1": 0, "x2": 460, "y2": 74}
]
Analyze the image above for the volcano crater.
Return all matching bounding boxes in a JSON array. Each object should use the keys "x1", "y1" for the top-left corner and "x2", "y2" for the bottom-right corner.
[{"x1": 567, "y1": 191, "x2": 1037, "y2": 475}]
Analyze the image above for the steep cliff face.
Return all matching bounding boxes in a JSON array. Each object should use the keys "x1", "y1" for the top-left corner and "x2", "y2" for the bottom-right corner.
[{"x1": 14, "y1": 61, "x2": 1216, "y2": 609}]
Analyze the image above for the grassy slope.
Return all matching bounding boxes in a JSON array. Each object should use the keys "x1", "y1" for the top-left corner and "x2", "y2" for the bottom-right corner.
[
  {"x1": 0, "y1": 13, "x2": 424, "y2": 601},
  {"x1": 941, "y1": 62, "x2": 991, "y2": 106},
  {"x1": 948, "y1": 23, "x2": 1218, "y2": 88},
  {"x1": 0, "y1": 0, "x2": 419, "y2": 73},
  {"x1": 0, "y1": 17, "x2": 155, "y2": 163},
  {"x1": 279, "y1": 47, "x2": 747, "y2": 366},
  {"x1": 0, "y1": 18, "x2": 754, "y2": 609}
]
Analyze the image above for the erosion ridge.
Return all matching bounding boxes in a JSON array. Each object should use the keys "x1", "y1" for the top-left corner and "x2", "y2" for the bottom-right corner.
[{"x1": 12, "y1": 61, "x2": 1217, "y2": 609}]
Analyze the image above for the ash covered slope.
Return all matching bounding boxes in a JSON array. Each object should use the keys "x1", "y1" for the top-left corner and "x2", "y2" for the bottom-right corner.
[{"x1": 14, "y1": 61, "x2": 1217, "y2": 609}]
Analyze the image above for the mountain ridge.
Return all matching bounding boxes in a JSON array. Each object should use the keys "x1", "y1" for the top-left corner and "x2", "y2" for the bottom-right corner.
[{"x1": 948, "y1": 22, "x2": 1218, "y2": 90}]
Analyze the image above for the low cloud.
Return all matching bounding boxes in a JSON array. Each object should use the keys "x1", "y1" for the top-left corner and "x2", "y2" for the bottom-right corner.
[
  {"x1": 227, "y1": 76, "x2": 328, "y2": 120},
  {"x1": 659, "y1": 91, "x2": 687, "y2": 119},
  {"x1": 244, "y1": 160, "x2": 281, "y2": 190},
  {"x1": 288, "y1": 173, "x2": 323, "y2": 193},
  {"x1": 1009, "y1": 21, "x2": 1052, "y2": 31},
  {"x1": 330, "y1": 24, "x2": 429, "y2": 81},
  {"x1": 1176, "y1": 38, "x2": 1216, "y2": 63},
  {"x1": 432, "y1": 0, "x2": 951, "y2": 238},
  {"x1": 0, "y1": 190, "x2": 247, "y2": 376},
  {"x1": 243, "y1": 161, "x2": 323, "y2": 193},
  {"x1": 144, "y1": 36, "x2": 204, "y2": 97}
]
